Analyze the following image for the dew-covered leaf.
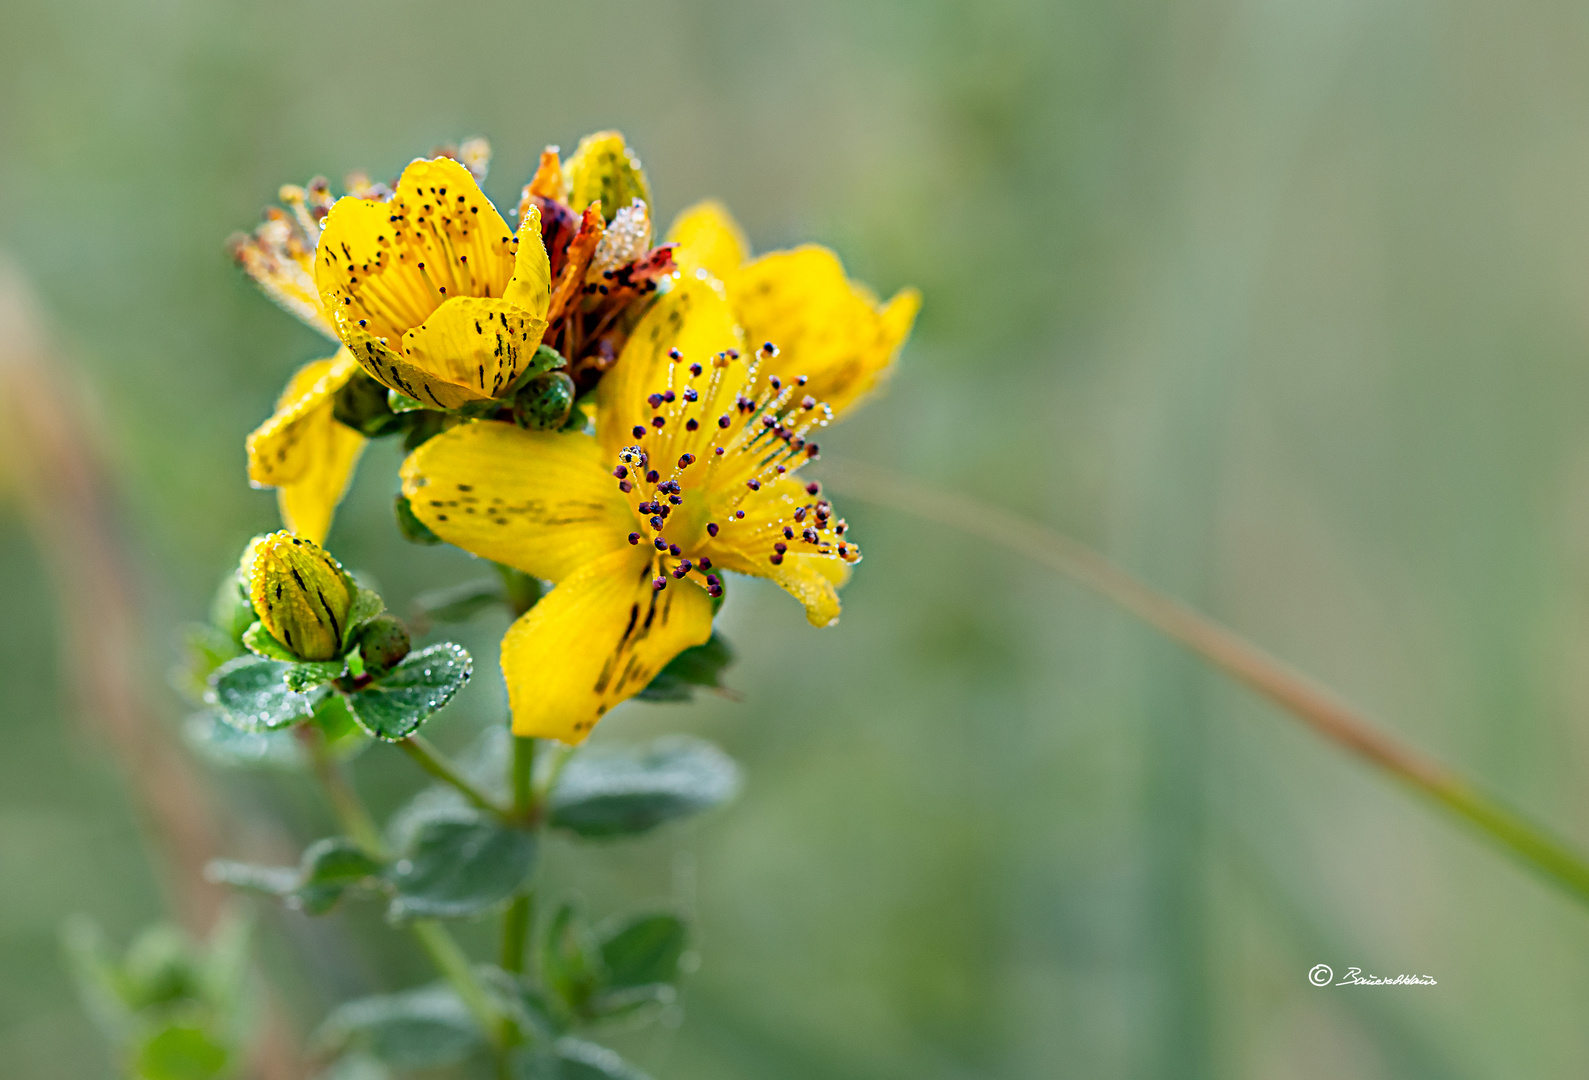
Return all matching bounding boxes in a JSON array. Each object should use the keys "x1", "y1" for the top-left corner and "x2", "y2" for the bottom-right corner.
[
  {"x1": 206, "y1": 656, "x2": 323, "y2": 731},
  {"x1": 183, "y1": 712, "x2": 306, "y2": 769},
  {"x1": 346, "y1": 643, "x2": 471, "y2": 741}
]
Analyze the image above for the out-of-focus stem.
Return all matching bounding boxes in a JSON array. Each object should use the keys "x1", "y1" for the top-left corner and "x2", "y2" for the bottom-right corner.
[
  {"x1": 823, "y1": 457, "x2": 1589, "y2": 908},
  {"x1": 398, "y1": 734, "x2": 508, "y2": 816},
  {"x1": 411, "y1": 919, "x2": 503, "y2": 1047},
  {"x1": 297, "y1": 725, "x2": 383, "y2": 855}
]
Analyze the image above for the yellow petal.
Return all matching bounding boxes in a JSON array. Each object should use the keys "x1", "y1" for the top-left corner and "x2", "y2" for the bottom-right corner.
[
  {"x1": 400, "y1": 421, "x2": 633, "y2": 582},
  {"x1": 727, "y1": 246, "x2": 920, "y2": 417},
  {"x1": 399, "y1": 296, "x2": 548, "y2": 404},
  {"x1": 702, "y1": 477, "x2": 854, "y2": 627},
  {"x1": 246, "y1": 531, "x2": 356, "y2": 661},
  {"x1": 666, "y1": 200, "x2": 747, "y2": 283},
  {"x1": 317, "y1": 157, "x2": 519, "y2": 342},
  {"x1": 596, "y1": 275, "x2": 743, "y2": 460},
  {"x1": 501, "y1": 547, "x2": 714, "y2": 743},
  {"x1": 246, "y1": 352, "x2": 367, "y2": 543},
  {"x1": 502, "y1": 202, "x2": 552, "y2": 319},
  {"x1": 563, "y1": 131, "x2": 652, "y2": 223}
]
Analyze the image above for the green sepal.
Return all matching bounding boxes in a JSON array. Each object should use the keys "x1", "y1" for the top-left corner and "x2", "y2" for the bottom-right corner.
[
  {"x1": 394, "y1": 494, "x2": 444, "y2": 545},
  {"x1": 208, "y1": 837, "x2": 385, "y2": 916},
  {"x1": 636, "y1": 632, "x2": 734, "y2": 702},
  {"x1": 241, "y1": 621, "x2": 297, "y2": 662},
  {"x1": 346, "y1": 587, "x2": 385, "y2": 635},
  {"x1": 209, "y1": 573, "x2": 257, "y2": 643},
  {"x1": 346, "y1": 643, "x2": 472, "y2": 741},
  {"x1": 504, "y1": 343, "x2": 568, "y2": 394},
  {"x1": 386, "y1": 389, "x2": 429, "y2": 413},
  {"x1": 334, "y1": 370, "x2": 407, "y2": 437},
  {"x1": 207, "y1": 656, "x2": 327, "y2": 731},
  {"x1": 385, "y1": 808, "x2": 537, "y2": 921},
  {"x1": 316, "y1": 984, "x2": 483, "y2": 1070},
  {"x1": 547, "y1": 736, "x2": 742, "y2": 838}
]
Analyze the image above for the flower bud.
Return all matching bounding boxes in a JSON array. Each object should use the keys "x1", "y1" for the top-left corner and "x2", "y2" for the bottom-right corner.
[
  {"x1": 355, "y1": 614, "x2": 411, "y2": 674},
  {"x1": 563, "y1": 131, "x2": 650, "y2": 224},
  {"x1": 331, "y1": 368, "x2": 405, "y2": 437},
  {"x1": 512, "y1": 371, "x2": 575, "y2": 431},
  {"x1": 245, "y1": 532, "x2": 356, "y2": 661}
]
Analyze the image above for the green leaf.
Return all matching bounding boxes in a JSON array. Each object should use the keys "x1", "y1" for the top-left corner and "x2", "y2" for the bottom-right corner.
[
  {"x1": 206, "y1": 656, "x2": 323, "y2": 731},
  {"x1": 540, "y1": 903, "x2": 600, "y2": 1017},
  {"x1": 386, "y1": 812, "x2": 536, "y2": 920},
  {"x1": 511, "y1": 1038, "x2": 654, "y2": 1080},
  {"x1": 597, "y1": 914, "x2": 686, "y2": 988},
  {"x1": 548, "y1": 737, "x2": 742, "y2": 838},
  {"x1": 411, "y1": 578, "x2": 507, "y2": 625},
  {"x1": 285, "y1": 659, "x2": 347, "y2": 692},
  {"x1": 394, "y1": 493, "x2": 444, "y2": 544},
  {"x1": 135, "y1": 1025, "x2": 229, "y2": 1080},
  {"x1": 346, "y1": 643, "x2": 471, "y2": 741},
  {"x1": 636, "y1": 633, "x2": 735, "y2": 702},
  {"x1": 318, "y1": 983, "x2": 483, "y2": 1069},
  {"x1": 477, "y1": 965, "x2": 562, "y2": 1042},
  {"x1": 183, "y1": 712, "x2": 306, "y2": 769},
  {"x1": 241, "y1": 621, "x2": 298, "y2": 662},
  {"x1": 318, "y1": 1053, "x2": 393, "y2": 1080},
  {"x1": 208, "y1": 838, "x2": 384, "y2": 915}
]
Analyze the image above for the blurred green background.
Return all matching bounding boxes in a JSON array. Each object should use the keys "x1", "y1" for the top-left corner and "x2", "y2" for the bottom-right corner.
[{"x1": 6, "y1": 0, "x2": 1589, "y2": 1076}]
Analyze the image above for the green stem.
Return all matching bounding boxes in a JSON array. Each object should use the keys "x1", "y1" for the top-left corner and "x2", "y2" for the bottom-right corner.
[
  {"x1": 500, "y1": 736, "x2": 538, "y2": 977},
  {"x1": 398, "y1": 735, "x2": 509, "y2": 817},
  {"x1": 297, "y1": 724, "x2": 383, "y2": 854},
  {"x1": 411, "y1": 919, "x2": 503, "y2": 1047},
  {"x1": 512, "y1": 735, "x2": 537, "y2": 820},
  {"x1": 824, "y1": 457, "x2": 1589, "y2": 908}
]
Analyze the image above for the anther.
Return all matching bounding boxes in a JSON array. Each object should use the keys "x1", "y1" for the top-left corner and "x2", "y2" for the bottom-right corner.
[
  {"x1": 686, "y1": 419, "x2": 699, "y2": 431},
  {"x1": 746, "y1": 479, "x2": 760, "y2": 491},
  {"x1": 651, "y1": 416, "x2": 666, "y2": 428},
  {"x1": 653, "y1": 538, "x2": 668, "y2": 550},
  {"x1": 650, "y1": 516, "x2": 664, "y2": 530},
  {"x1": 647, "y1": 393, "x2": 664, "y2": 408},
  {"x1": 663, "y1": 390, "x2": 676, "y2": 403},
  {"x1": 689, "y1": 363, "x2": 703, "y2": 376},
  {"x1": 769, "y1": 376, "x2": 782, "y2": 391},
  {"x1": 613, "y1": 465, "x2": 628, "y2": 479},
  {"x1": 672, "y1": 566, "x2": 688, "y2": 579},
  {"x1": 632, "y1": 425, "x2": 646, "y2": 438},
  {"x1": 769, "y1": 553, "x2": 784, "y2": 565},
  {"x1": 628, "y1": 532, "x2": 641, "y2": 545},
  {"x1": 668, "y1": 347, "x2": 682, "y2": 360},
  {"x1": 801, "y1": 395, "x2": 816, "y2": 410},
  {"x1": 774, "y1": 542, "x2": 787, "y2": 554},
  {"x1": 678, "y1": 453, "x2": 695, "y2": 467},
  {"x1": 718, "y1": 415, "x2": 731, "y2": 428},
  {"x1": 646, "y1": 469, "x2": 660, "y2": 483},
  {"x1": 653, "y1": 577, "x2": 667, "y2": 591},
  {"x1": 783, "y1": 527, "x2": 794, "y2": 539},
  {"x1": 683, "y1": 388, "x2": 698, "y2": 402},
  {"x1": 760, "y1": 342, "x2": 777, "y2": 356},
  {"x1": 707, "y1": 523, "x2": 719, "y2": 537},
  {"x1": 698, "y1": 556, "x2": 712, "y2": 570},
  {"x1": 668, "y1": 495, "x2": 683, "y2": 505},
  {"x1": 806, "y1": 482, "x2": 820, "y2": 495},
  {"x1": 735, "y1": 510, "x2": 745, "y2": 519},
  {"x1": 669, "y1": 543, "x2": 681, "y2": 556},
  {"x1": 806, "y1": 444, "x2": 820, "y2": 458}
]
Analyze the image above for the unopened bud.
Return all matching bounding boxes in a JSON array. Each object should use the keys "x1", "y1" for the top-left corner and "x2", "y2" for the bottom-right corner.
[
  {"x1": 563, "y1": 131, "x2": 651, "y2": 224},
  {"x1": 512, "y1": 371, "x2": 575, "y2": 431},
  {"x1": 356, "y1": 614, "x2": 411, "y2": 674},
  {"x1": 245, "y1": 532, "x2": 356, "y2": 661}
]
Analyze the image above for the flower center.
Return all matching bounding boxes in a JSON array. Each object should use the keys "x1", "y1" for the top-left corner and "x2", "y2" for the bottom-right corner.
[{"x1": 610, "y1": 342, "x2": 860, "y2": 594}]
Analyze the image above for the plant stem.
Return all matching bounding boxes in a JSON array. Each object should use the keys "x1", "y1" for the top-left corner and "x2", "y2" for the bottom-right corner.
[
  {"x1": 411, "y1": 919, "x2": 503, "y2": 1047},
  {"x1": 297, "y1": 726, "x2": 508, "y2": 1058},
  {"x1": 297, "y1": 724, "x2": 383, "y2": 854},
  {"x1": 823, "y1": 457, "x2": 1589, "y2": 907},
  {"x1": 398, "y1": 735, "x2": 509, "y2": 816},
  {"x1": 500, "y1": 736, "x2": 538, "y2": 977}
]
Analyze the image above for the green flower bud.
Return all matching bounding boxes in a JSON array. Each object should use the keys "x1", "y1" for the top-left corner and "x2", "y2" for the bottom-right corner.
[
  {"x1": 356, "y1": 614, "x2": 411, "y2": 674},
  {"x1": 512, "y1": 371, "x2": 575, "y2": 431},
  {"x1": 244, "y1": 532, "x2": 356, "y2": 661},
  {"x1": 332, "y1": 368, "x2": 406, "y2": 437}
]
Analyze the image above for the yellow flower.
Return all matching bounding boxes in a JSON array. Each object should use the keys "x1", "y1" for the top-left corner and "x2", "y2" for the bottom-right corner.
[
  {"x1": 316, "y1": 156, "x2": 552, "y2": 410},
  {"x1": 245, "y1": 350, "x2": 367, "y2": 544},
  {"x1": 400, "y1": 263, "x2": 912, "y2": 744},
  {"x1": 666, "y1": 201, "x2": 921, "y2": 415},
  {"x1": 244, "y1": 531, "x2": 357, "y2": 662}
]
